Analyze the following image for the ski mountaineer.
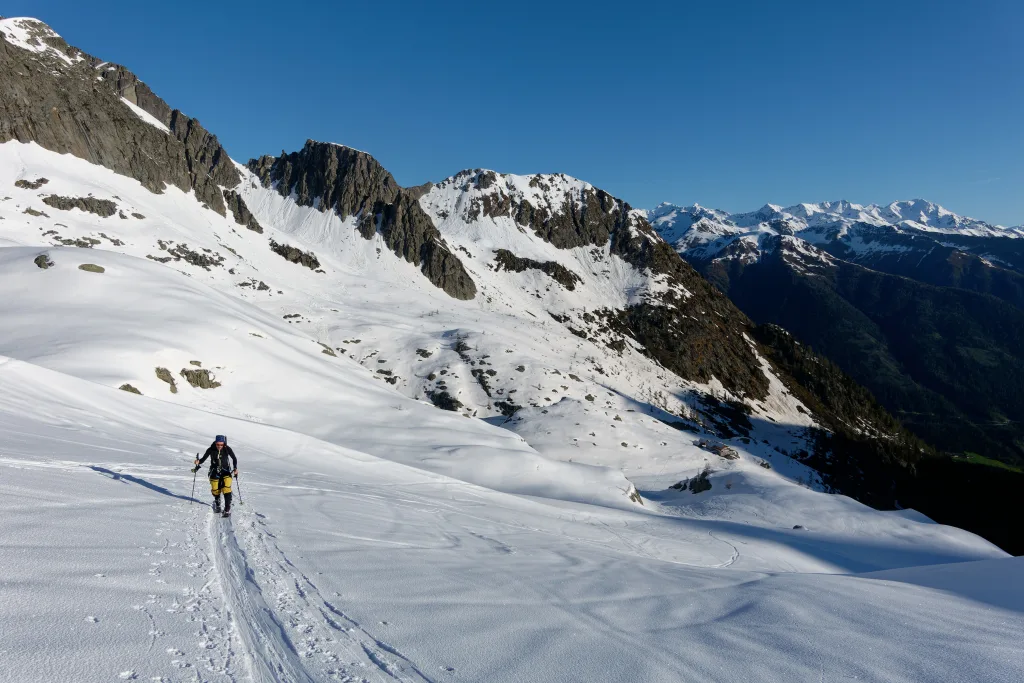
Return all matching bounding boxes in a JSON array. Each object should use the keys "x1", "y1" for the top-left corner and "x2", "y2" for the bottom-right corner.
[{"x1": 193, "y1": 435, "x2": 238, "y2": 515}]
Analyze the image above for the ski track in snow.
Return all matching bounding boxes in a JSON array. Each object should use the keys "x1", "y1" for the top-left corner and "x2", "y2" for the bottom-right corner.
[
  {"x1": 0, "y1": 453, "x2": 436, "y2": 682},
  {"x1": 210, "y1": 511, "x2": 315, "y2": 683},
  {"x1": 0, "y1": 127, "x2": 1021, "y2": 682},
  {"x1": 211, "y1": 501, "x2": 433, "y2": 683}
]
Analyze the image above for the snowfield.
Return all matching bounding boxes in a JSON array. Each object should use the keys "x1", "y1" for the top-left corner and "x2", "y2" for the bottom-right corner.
[
  {"x1": 2, "y1": 357, "x2": 1022, "y2": 682},
  {"x1": 0, "y1": 137, "x2": 1022, "y2": 681}
]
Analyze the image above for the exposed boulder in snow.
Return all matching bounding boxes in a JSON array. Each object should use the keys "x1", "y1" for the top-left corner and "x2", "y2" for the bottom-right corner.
[
  {"x1": 41, "y1": 194, "x2": 117, "y2": 217},
  {"x1": 179, "y1": 367, "x2": 220, "y2": 389},
  {"x1": 14, "y1": 176, "x2": 47, "y2": 189},
  {"x1": 269, "y1": 239, "x2": 320, "y2": 270},
  {"x1": 154, "y1": 366, "x2": 177, "y2": 393}
]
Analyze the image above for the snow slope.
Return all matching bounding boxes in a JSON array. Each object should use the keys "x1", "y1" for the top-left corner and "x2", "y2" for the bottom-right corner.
[
  {"x1": 0, "y1": 140, "x2": 1021, "y2": 682},
  {"x1": 2, "y1": 354, "x2": 1021, "y2": 682},
  {"x1": 0, "y1": 141, "x2": 815, "y2": 484},
  {"x1": 0, "y1": 243, "x2": 640, "y2": 509},
  {"x1": 0, "y1": 19, "x2": 1021, "y2": 678}
]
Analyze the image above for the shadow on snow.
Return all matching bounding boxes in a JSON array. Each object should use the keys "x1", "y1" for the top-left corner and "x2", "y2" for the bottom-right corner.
[{"x1": 89, "y1": 465, "x2": 204, "y2": 504}]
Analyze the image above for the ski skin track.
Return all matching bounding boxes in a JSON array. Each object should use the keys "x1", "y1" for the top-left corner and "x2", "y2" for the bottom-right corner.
[
  {"x1": 208, "y1": 503, "x2": 435, "y2": 683},
  {"x1": 209, "y1": 511, "x2": 316, "y2": 683}
]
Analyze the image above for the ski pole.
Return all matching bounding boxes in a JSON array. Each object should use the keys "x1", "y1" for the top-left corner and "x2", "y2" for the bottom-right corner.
[
  {"x1": 190, "y1": 453, "x2": 198, "y2": 504},
  {"x1": 234, "y1": 472, "x2": 243, "y2": 506}
]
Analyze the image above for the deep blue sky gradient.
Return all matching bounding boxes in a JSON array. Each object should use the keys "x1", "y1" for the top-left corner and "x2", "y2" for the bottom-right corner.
[{"x1": 8, "y1": 0, "x2": 1024, "y2": 224}]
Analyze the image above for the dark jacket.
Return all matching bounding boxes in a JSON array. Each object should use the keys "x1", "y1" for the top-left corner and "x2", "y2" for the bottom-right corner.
[{"x1": 198, "y1": 443, "x2": 237, "y2": 479}]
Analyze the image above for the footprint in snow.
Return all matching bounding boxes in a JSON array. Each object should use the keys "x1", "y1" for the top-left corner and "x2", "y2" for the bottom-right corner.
[
  {"x1": 85, "y1": 616, "x2": 99, "y2": 623},
  {"x1": 117, "y1": 672, "x2": 136, "y2": 680}
]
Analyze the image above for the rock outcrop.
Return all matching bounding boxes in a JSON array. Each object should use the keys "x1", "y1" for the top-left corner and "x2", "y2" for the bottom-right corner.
[
  {"x1": 270, "y1": 240, "x2": 320, "y2": 270},
  {"x1": 440, "y1": 169, "x2": 770, "y2": 398},
  {"x1": 223, "y1": 189, "x2": 263, "y2": 233},
  {"x1": 0, "y1": 18, "x2": 237, "y2": 215},
  {"x1": 42, "y1": 195, "x2": 118, "y2": 217},
  {"x1": 249, "y1": 141, "x2": 475, "y2": 300},
  {"x1": 492, "y1": 249, "x2": 581, "y2": 290}
]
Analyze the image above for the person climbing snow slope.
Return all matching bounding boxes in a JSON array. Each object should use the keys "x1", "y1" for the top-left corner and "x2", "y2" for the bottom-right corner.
[{"x1": 193, "y1": 435, "x2": 238, "y2": 515}]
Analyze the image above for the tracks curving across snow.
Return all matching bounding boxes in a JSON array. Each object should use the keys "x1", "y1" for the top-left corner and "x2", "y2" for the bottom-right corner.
[
  {"x1": 209, "y1": 506, "x2": 434, "y2": 683},
  {"x1": 210, "y1": 512, "x2": 316, "y2": 683}
]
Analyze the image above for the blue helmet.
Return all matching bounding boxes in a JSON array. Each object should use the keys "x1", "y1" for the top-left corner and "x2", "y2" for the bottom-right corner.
[{"x1": 215, "y1": 435, "x2": 227, "y2": 444}]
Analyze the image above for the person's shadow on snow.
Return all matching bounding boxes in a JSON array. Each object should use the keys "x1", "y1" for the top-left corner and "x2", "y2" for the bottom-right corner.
[{"x1": 89, "y1": 465, "x2": 203, "y2": 504}]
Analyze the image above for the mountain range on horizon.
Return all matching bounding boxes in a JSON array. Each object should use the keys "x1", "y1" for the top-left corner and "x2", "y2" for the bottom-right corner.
[
  {"x1": 1, "y1": 13, "x2": 1021, "y2": 534},
  {"x1": 0, "y1": 14, "x2": 1022, "y2": 683}
]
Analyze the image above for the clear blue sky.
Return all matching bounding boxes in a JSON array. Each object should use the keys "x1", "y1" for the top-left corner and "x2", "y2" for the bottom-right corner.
[{"x1": 9, "y1": 0, "x2": 1024, "y2": 224}]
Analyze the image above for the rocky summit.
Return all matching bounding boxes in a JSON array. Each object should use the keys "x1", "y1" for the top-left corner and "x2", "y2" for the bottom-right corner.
[
  {"x1": 0, "y1": 17, "x2": 988, "y2": 545},
  {"x1": 0, "y1": 15, "x2": 1021, "y2": 683}
]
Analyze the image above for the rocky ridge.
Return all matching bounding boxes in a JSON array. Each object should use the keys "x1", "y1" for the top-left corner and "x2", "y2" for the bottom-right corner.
[
  {"x1": 0, "y1": 15, "x2": 976, "y2": 547},
  {"x1": 248, "y1": 141, "x2": 476, "y2": 299},
  {"x1": 0, "y1": 17, "x2": 237, "y2": 215},
  {"x1": 652, "y1": 201, "x2": 1024, "y2": 471}
]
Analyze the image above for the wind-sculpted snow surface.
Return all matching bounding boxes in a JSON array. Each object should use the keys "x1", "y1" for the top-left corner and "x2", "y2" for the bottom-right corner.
[
  {"x1": 1, "y1": 18, "x2": 1023, "y2": 680},
  {"x1": 0, "y1": 243, "x2": 637, "y2": 509},
  {"x1": 0, "y1": 357, "x2": 1020, "y2": 682},
  {"x1": 0, "y1": 140, "x2": 815, "y2": 488}
]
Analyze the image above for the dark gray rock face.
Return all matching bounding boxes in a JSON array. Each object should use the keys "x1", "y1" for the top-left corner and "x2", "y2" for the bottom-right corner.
[
  {"x1": 222, "y1": 189, "x2": 264, "y2": 233},
  {"x1": 270, "y1": 240, "x2": 320, "y2": 270},
  {"x1": 42, "y1": 195, "x2": 118, "y2": 217},
  {"x1": 380, "y1": 192, "x2": 476, "y2": 300},
  {"x1": 0, "y1": 19, "x2": 238, "y2": 215},
  {"x1": 15, "y1": 177, "x2": 48, "y2": 189},
  {"x1": 249, "y1": 141, "x2": 400, "y2": 220},
  {"x1": 492, "y1": 249, "x2": 581, "y2": 290},
  {"x1": 249, "y1": 140, "x2": 475, "y2": 300},
  {"x1": 458, "y1": 169, "x2": 768, "y2": 398}
]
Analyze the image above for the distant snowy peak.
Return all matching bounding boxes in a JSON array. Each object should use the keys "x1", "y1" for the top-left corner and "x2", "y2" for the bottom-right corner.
[
  {"x1": 650, "y1": 199, "x2": 1023, "y2": 266},
  {"x1": 726, "y1": 199, "x2": 1020, "y2": 239},
  {"x1": 647, "y1": 204, "x2": 835, "y2": 272},
  {"x1": 646, "y1": 203, "x2": 734, "y2": 244}
]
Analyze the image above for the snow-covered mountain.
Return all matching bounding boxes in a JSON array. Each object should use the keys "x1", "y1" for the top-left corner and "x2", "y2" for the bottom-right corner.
[
  {"x1": 650, "y1": 197, "x2": 1024, "y2": 481},
  {"x1": 649, "y1": 199, "x2": 1024, "y2": 261},
  {"x1": 650, "y1": 198, "x2": 1024, "y2": 307},
  {"x1": 1, "y1": 16, "x2": 1022, "y2": 682}
]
